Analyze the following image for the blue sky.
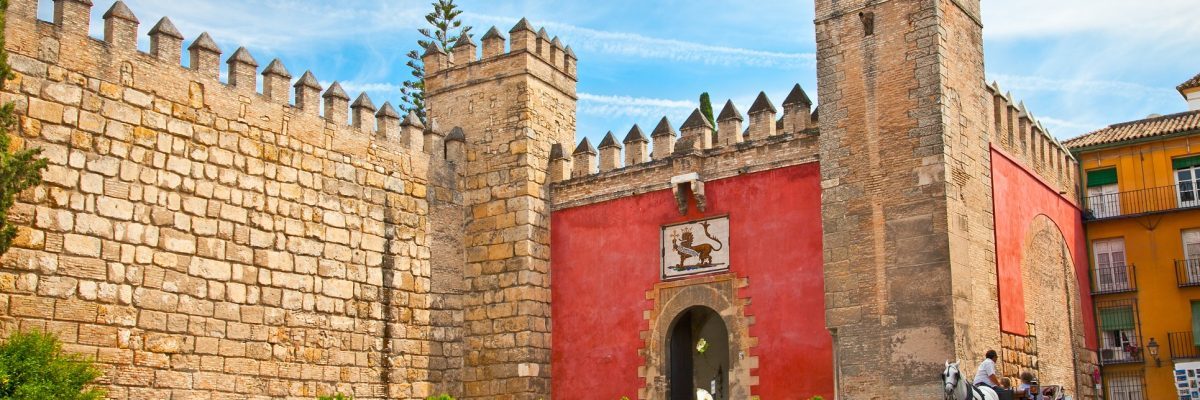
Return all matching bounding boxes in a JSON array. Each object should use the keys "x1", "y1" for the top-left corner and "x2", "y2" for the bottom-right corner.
[{"x1": 45, "y1": 0, "x2": 1200, "y2": 145}]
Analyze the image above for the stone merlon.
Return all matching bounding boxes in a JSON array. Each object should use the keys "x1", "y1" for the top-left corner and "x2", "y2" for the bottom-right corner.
[
  {"x1": 783, "y1": 84, "x2": 813, "y2": 107},
  {"x1": 511, "y1": 17, "x2": 535, "y2": 33},
  {"x1": 482, "y1": 26, "x2": 506, "y2": 40},
  {"x1": 718, "y1": 100, "x2": 744, "y2": 122},
  {"x1": 263, "y1": 58, "x2": 291, "y2": 78},
  {"x1": 401, "y1": 110, "x2": 424, "y2": 129},
  {"x1": 295, "y1": 70, "x2": 321, "y2": 90},
  {"x1": 149, "y1": 16, "x2": 183, "y2": 39},
  {"x1": 323, "y1": 82, "x2": 350, "y2": 100},
  {"x1": 652, "y1": 117, "x2": 677, "y2": 137},
  {"x1": 352, "y1": 93, "x2": 377, "y2": 111},
  {"x1": 624, "y1": 124, "x2": 649, "y2": 143},
  {"x1": 377, "y1": 102, "x2": 400, "y2": 119},
  {"x1": 188, "y1": 32, "x2": 221, "y2": 53},
  {"x1": 573, "y1": 138, "x2": 598, "y2": 155},
  {"x1": 748, "y1": 92, "x2": 777, "y2": 114},
  {"x1": 598, "y1": 131, "x2": 621, "y2": 149},
  {"x1": 682, "y1": 109, "x2": 714, "y2": 130},
  {"x1": 102, "y1": 1, "x2": 137, "y2": 23},
  {"x1": 446, "y1": 127, "x2": 466, "y2": 142}
]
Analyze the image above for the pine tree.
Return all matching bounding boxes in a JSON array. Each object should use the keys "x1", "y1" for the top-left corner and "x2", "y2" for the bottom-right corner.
[
  {"x1": 401, "y1": 0, "x2": 473, "y2": 124},
  {"x1": 699, "y1": 92, "x2": 717, "y2": 140},
  {"x1": 0, "y1": 0, "x2": 48, "y2": 256}
]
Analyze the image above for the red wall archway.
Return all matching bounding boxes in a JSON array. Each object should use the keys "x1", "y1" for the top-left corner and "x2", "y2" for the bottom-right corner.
[
  {"x1": 991, "y1": 147, "x2": 1097, "y2": 348},
  {"x1": 549, "y1": 163, "x2": 832, "y2": 399}
]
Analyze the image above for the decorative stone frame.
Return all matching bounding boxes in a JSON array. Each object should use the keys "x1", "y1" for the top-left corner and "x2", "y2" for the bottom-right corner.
[{"x1": 638, "y1": 273, "x2": 758, "y2": 399}]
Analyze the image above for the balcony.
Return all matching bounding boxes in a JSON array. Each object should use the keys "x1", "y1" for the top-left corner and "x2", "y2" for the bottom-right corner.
[
  {"x1": 1085, "y1": 183, "x2": 1200, "y2": 221},
  {"x1": 1178, "y1": 259, "x2": 1200, "y2": 287},
  {"x1": 1099, "y1": 336, "x2": 1145, "y2": 365},
  {"x1": 1169, "y1": 331, "x2": 1200, "y2": 360},
  {"x1": 1092, "y1": 264, "x2": 1137, "y2": 295}
]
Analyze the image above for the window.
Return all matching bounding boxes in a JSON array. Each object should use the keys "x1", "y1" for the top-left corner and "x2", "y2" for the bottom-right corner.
[
  {"x1": 1193, "y1": 301, "x2": 1200, "y2": 347},
  {"x1": 1093, "y1": 238, "x2": 1129, "y2": 293},
  {"x1": 1176, "y1": 155, "x2": 1200, "y2": 208},
  {"x1": 1186, "y1": 229, "x2": 1200, "y2": 285},
  {"x1": 1106, "y1": 372, "x2": 1145, "y2": 400},
  {"x1": 1087, "y1": 168, "x2": 1120, "y2": 218},
  {"x1": 1098, "y1": 304, "x2": 1140, "y2": 364}
]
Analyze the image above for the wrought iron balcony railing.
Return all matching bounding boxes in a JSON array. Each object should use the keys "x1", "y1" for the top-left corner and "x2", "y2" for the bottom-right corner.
[
  {"x1": 1085, "y1": 183, "x2": 1200, "y2": 220},
  {"x1": 1178, "y1": 259, "x2": 1200, "y2": 288},
  {"x1": 1092, "y1": 264, "x2": 1136, "y2": 295},
  {"x1": 1099, "y1": 336, "x2": 1145, "y2": 365},
  {"x1": 1169, "y1": 331, "x2": 1200, "y2": 360}
]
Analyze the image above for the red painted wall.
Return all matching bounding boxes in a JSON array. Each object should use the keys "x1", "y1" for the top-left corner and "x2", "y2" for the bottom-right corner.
[
  {"x1": 991, "y1": 147, "x2": 1098, "y2": 348},
  {"x1": 550, "y1": 163, "x2": 833, "y2": 399}
]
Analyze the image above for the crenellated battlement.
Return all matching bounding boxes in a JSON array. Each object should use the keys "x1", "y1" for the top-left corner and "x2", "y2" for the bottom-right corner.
[
  {"x1": 4, "y1": 0, "x2": 464, "y2": 166},
  {"x1": 550, "y1": 84, "x2": 819, "y2": 209},
  {"x1": 985, "y1": 81, "x2": 1081, "y2": 202},
  {"x1": 551, "y1": 84, "x2": 818, "y2": 187},
  {"x1": 422, "y1": 17, "x2": 577, "y2": 103}
]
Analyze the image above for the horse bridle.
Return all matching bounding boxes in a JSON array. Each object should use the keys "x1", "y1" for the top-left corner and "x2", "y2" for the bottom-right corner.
[{"x1": 943, "y1": 365, "x2": 983, "y2": 400}]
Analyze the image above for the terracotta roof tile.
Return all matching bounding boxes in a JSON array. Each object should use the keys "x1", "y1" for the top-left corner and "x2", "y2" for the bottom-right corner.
[
  {"x1": 1064, "y1": 110, "x2": 1200, "y2": 149},
  {"x1": 1179, "y1": 72, "x2": 1200, "y2": 93}
]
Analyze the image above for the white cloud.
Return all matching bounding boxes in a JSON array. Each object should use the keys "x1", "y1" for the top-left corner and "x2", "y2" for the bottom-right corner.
[
  {"x1": 983, "y1": 0, "x2": 1200, "y2": 41},
  {"x1": 988, "y1": 73, "x2": 1178, "y2": 100},
  {"x1": 90, "y1": 0, "x2": 812, "y2": 70},
  {"x1": 325, "y1": 81, "x2": 404, "y2": 95},
  {"x1": 577, "y1": 93, "x2": 695, "y2": 120},
  {"x1": 466, "y1": 14, "x2": 813, "y2": 68},
  {"x1": 1036, "y1": 116, "x2": 1103, "y2": 136}
]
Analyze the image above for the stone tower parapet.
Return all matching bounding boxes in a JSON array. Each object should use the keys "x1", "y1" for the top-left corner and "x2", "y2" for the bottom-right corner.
[{"x1": 422, "y1": 17, "x2": 577, "y2": 399}]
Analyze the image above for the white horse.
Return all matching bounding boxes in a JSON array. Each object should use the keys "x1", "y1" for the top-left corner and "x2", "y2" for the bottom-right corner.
[{"x1": 942, "y1": 361, "x2": 998, "y2": 400}]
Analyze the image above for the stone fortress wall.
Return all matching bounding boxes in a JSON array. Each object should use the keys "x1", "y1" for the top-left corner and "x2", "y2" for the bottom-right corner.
[
  {"x1": 0, "y1": 0, "x2": 481, "y2": 398},
  {"x1": 0, "y1": 0, "x2": 1093, "y2": 398}
]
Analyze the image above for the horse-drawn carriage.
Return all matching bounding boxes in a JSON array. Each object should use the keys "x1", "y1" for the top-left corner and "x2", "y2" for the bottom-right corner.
[{"x1": 942, "y1": 362, "x2": 1070, "y2": 400}]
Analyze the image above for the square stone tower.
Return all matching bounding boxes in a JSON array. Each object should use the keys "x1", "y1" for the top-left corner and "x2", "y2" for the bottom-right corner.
[
  {"x1": 816, "y1": 0, "x2": 998, "y2": 398},
  {"x1": 423, "y1": 21, "x2": 577, "y2": 399}
]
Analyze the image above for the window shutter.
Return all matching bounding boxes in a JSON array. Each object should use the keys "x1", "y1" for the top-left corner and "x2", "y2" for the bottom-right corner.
[
  {"x1": 1099, "y1": 307, "x2": 1135, "y2": 331},
  {"x1": 1193, "y1": 302, "x2": 1200, "y2": 346},
  {"x1": 1087, "y1": 168, "x2": 1118, "y2": 187},
  {"x1": 1174, "y1": 155, "x2": 1200, "y2": 170}
]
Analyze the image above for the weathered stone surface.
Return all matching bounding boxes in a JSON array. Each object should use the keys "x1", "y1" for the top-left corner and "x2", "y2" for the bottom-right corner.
[{"x1": 0, "y1": 3, "x2": 1090, "y2": 400}]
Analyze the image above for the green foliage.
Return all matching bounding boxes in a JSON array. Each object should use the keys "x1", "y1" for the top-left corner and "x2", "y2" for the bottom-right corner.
[
  {"x1": 402, "y1": 0, "x2": 473, "y2": 124},
  {"x1": 0, "y1": 330, "x2": 104, "y2": 399},
  {"x1": 0, "y1": 0, "x2": 48, "y2": 257},
  {"x1": 809, "y1": 396, "x2": 824, "y2": 400},
  {"x1": 424, "y1": 394, "x2": 455, "y2": 400},
  {"x1": 699, "y1": 92, "x2": 716, "y2": 130},
  {"x1": 317, "y1": 394, "x2": 351, "y2": 400},
  {"x1": 699, "y1": 92, "x2": 717, "y2": 143}
]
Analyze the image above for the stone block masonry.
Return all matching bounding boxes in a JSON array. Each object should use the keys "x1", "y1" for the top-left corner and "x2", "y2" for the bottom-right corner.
[
  {"x1": 423, "y1": 17, "x2": 577, "y2": 400},
  {"x1": 0, "y1": 0, "x2": 1096, "y2": 398},
  {"x1": 0, "y1": 0, "x2": 471, "y2": 398}
]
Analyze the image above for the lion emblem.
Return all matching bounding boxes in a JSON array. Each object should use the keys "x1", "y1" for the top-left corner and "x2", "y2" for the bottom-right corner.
[{"x1": 671, "y1": 221, "x2": 724, "y2": 270}]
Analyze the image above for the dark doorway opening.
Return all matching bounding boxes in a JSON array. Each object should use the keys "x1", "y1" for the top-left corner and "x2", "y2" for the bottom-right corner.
[{"x1": 667, "y1": 306, "x2": 730, "y2": 400}]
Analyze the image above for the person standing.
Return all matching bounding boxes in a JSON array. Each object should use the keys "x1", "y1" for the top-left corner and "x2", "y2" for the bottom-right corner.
[{"x1": 973, "y1": 350, "x2": 1001, "y2": 388}]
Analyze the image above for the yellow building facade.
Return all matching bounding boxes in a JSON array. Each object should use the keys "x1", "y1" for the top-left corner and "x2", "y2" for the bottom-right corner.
[{"x1": 1067, "y1": 76, "x2": 1200, "y2": 400}]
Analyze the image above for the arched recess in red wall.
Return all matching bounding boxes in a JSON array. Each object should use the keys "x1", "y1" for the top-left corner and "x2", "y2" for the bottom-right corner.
[{"x1": 991, "y1": 147, "x2": 1097, "y2": 348}]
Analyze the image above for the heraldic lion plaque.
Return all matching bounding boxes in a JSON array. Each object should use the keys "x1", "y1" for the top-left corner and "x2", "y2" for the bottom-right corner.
[{"x1": 661, "y1": 216, "x2": 730, "y2": 279}]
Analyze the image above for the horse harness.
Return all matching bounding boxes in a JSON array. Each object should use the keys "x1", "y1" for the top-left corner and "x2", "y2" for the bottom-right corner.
[{"x1": 946, "y1": 366, "x2": 989, "y2": 400}]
